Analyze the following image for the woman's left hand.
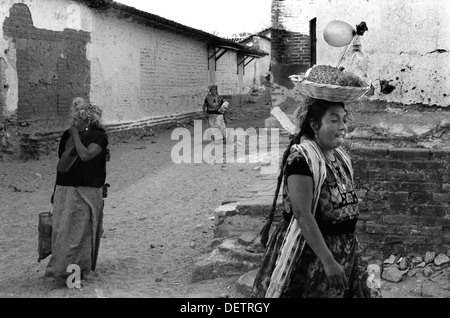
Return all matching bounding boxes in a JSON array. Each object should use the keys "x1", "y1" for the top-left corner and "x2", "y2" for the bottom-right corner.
[
  {"x1": 69, "y1": 123, "x2": 79, "y2": 137},
  {"x1": 323, "y1": 258, "x2": 349, "y2": 291}
]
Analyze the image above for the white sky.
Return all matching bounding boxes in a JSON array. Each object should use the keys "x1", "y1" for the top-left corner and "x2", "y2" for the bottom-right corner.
[{"x1": 114, "y1": 0, "x2": 272, "y2": 38}]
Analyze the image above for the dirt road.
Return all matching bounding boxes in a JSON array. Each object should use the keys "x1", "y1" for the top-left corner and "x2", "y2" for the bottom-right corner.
[
  {"x1": 0, "y1": 96, "x2": 272, "y2": 298},
  {"x1": 3, "y1": 94, "x2": 449, "y2": 299}
]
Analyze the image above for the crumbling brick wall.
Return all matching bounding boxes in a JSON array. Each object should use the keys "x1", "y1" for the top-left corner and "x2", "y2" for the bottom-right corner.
[
  {"x1": 272, "y1": 30, "x2": 310, "y2": 67},
  {"x1": 2, "y1": 3, "x2": 90, "y2": 124},
  {"x1": 349, "y1": 146, "x2": 450, "y2": 255},
  {"x1": 271, "y1": 22, "x2": 312, "y2": 89},
  {"x1": 270, "y1": 0, "x2": 316, "y2": 114}
]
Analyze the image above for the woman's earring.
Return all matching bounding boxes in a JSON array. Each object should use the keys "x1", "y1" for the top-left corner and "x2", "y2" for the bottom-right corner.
[{"x1": 315, "y1": 130, "x2": 320, "y2": 139}]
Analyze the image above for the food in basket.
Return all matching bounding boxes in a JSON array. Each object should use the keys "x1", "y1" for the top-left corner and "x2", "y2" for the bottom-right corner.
[
  {"x1": 305, "y1": 65, "x2": 343, "y2": 85},
  {"x1": 289, "y1": 64, "x2": 370, "y2": 102},
  {"x1": 305, "y1": 65, "x2": 366, "y2": 88},
  {"x1": 336, "y1": 70, "x2": 367, "y2": 87}
]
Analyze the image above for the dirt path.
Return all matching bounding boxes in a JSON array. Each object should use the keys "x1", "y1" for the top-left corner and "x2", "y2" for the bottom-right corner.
[
  {"x1": 2, "y1": 95, "x2": 449, "y2": 299},
  {"x1": 0, "y1": 96, "x2": 272, "y2": 298}
]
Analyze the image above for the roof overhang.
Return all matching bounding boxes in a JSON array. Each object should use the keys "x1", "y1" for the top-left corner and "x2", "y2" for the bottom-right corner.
[{"x1": 74, "y1": 0, "x2": 268, "y2": 58}]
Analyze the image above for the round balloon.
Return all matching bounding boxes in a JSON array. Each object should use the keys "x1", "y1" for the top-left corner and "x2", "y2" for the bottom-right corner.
[{"x1": 323, "y1": 20, "x2": 355, "y2": 47}]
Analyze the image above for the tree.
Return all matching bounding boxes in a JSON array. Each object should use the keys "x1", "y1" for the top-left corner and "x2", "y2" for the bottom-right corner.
[{"x1": 231, "y1": 31, "x2": 253, "y2": 39}]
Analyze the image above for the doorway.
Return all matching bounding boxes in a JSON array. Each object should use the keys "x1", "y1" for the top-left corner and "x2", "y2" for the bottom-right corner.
[{"x1": 309, "y1": 18, "x2": 317, "y2": 67}]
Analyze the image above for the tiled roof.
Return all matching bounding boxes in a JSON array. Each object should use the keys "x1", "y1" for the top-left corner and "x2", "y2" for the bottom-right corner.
[
  {"x1": 226, "y1": 28, "x2": 272, "y2": 44},
  {"x1": 238, "y1": 28, "x2": 272, "y2": 44},
  {"x1": 226, "y1": 37, "x2": 247, "y2": 43}
]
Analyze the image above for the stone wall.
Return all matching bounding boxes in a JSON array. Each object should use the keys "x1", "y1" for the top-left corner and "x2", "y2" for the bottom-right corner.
[
  {"x1": 12, "y1": 111, "x2": 203, "y2": 160},
  {"x1": 348, "y1": 146, "x2": 450, "y2": 255},
  {"x1": 268, "y1": 0, "x2": 450, "y2": 255}
]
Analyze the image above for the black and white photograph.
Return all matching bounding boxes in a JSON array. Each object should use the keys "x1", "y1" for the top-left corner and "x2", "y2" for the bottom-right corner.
[{"x1": 0, "y1": 0, "x2": 449, "y2": 304}]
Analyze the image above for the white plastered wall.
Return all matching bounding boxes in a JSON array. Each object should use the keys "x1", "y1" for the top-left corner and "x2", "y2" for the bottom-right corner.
[
  {"x1": 88, "y1": 10, "x2": 210, "y2": 124},
  {"x1": 314, "y1": 0, "x2": 450, "y2": 106}
]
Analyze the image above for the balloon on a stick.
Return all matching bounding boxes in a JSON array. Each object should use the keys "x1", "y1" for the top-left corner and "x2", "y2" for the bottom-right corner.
[{"x1": 323, "y1": 20, "x2": 355, "y2": 47}]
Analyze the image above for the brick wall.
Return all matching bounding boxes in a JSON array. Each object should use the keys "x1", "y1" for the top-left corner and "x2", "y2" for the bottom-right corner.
[
  {"x1": 3, "y1": 3, "x2": 90, "y2": 123},
  {"x1": 347, "y1": 146, "x2": 450, "y2": 255},
  {"x1": 139, "y1": 31, "x2": 208, "y2": 115},
  {"x1": 238, "y1": 36, "x2": 271, "y2": 88},
  {"x1": 242, "y1": 55, "x2": 256, "y2": 89},
  {"x1": 90, "y1": 11, "x2": 212, "y2": 122},
  {"x1": 272, "y1": 29, "x2": 310, "y2": 66},
  {"x1": 271, "y1": 0, "x2": 314, "y2": 34},
  {"x1": 271, "y1": 29, "x2": 311, "y2": 90},
  {"x1": 215, "y1": 50, "x2": 240, "y2": 94},
  {"x1": 271, "y1": 0, "x2": 313, "y2": 93}
]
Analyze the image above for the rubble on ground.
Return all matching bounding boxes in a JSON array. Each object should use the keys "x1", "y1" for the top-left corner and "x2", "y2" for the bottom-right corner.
[{"x1": 381, "y1": 250, "x2": 450, "y2": 283}]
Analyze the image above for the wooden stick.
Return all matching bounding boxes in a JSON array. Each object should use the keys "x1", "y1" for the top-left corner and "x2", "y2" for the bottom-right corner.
[{"x1": 336, "y1": 36, "x2": 356, "y2": 68}]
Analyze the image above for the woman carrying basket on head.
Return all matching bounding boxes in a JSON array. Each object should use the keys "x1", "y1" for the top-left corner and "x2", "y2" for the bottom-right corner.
[
  {"x1": 251, "y1": 96, "x2": 381, "y2": 298},
  {"x1": 45, "y1": 97, "x2": 108, "y2": 285},
  {"x1": 202, "y1": 84, "x2": 228, "y2": 143}
]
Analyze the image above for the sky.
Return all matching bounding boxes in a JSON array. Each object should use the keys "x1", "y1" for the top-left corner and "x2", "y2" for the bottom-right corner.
[{"x1": 114, "y1": 0, "x2": 272, "y2": 38}]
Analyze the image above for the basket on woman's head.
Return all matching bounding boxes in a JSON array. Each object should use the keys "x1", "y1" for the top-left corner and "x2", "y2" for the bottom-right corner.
[{"x1": 290, "y1": 65, "x2": 370, "y2": 103}]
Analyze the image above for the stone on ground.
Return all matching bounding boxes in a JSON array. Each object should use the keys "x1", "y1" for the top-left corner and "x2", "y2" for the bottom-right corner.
[
  {"x1": 434, "y1": 253, "x2": 450, "y2": 266},
  {"x1": 423, "y1": 266, "x2": 435, "y2": 277},
  {"x1": 236, "y1": 269, "x2": 259, "y2": 297},
  {"x1": 398, "y1": 257, "x2": 409, "y2": 270},
  {"x1": 383, "y1": 254, "x2": 397, "y2": 265},
  {"x1": 191, "y1": 238, "x2": 262, "y2": 283},
  {"x1": 382, "y1": 266, "x2": 403, "y2": 283},
  {"x1": 424, "y1": 251, "x2": 436, "y2": 264}
]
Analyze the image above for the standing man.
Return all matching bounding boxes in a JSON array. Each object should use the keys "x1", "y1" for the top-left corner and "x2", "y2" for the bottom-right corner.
[{"x1": 265, "y1": 71, "x2": 272, "y2": 105}]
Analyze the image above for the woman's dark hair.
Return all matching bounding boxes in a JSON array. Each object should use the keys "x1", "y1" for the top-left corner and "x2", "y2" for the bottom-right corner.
[
  {"x1": 298, "y1": 97, "x2": 345, "y2": 139},
  {"x1": 259, "y1": 97, "x2": 346, "y2": 247}
]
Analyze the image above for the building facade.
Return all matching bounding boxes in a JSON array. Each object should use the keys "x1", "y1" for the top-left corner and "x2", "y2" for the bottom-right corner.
[
  {"x1": 270, "y1": 0, "x2": 450, "y2": 108},
  {"x1": 238, "y1": 28, "x2": 272, "y2": 85},
  {"x1": 0, "y1": 0, "x2": 267, "y2": 156},
  {"x1": 269, "y1": 0, "x2": 450, "y2": 255}
]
